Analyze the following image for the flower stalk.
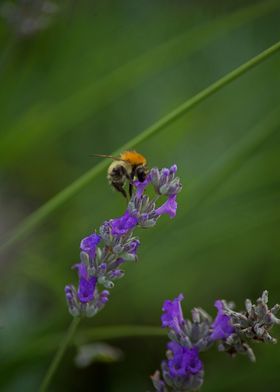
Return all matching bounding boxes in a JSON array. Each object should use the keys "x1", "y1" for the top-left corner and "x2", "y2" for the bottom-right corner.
[{"x1": 39, "y1": 317, "x2": 81, "y2": 392}]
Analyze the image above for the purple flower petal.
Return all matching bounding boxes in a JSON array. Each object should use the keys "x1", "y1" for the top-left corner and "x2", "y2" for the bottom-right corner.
[
  {"x1": 74, "y1": 263, "x2": 97, "y2": 304},
  {"x1": 161, "y1": 293, "x2": 184, "y2": 334},
  {"x1": 167, "y1": 344, "x2": 203, "y2": 378},
  {"x1": 74, "y1": 262, "x2": 87, "y2": 279},
  {"x1": 110, "y1": 269, "x2": 123, "y2": 278},
  {"x1": 155, "y1": 195, "x2": 177, "y2": 218},
  {"x1": 65, "y1": 285, "x2": 74, "y2": 300},
  {"x1": 110, "y1": 210, "x2": 138, "y2": 236},
  {"x1": 210, "y1": 300, "x2": 234, "y2": 341},
  {"x1": 80, "y1": 233, "x2": 101, "y2": 260},
  {"x1": 134, "y1": 174, "x2": 152, "y2": 198},
  {"x1": 169, "y1": 164, "x2": 177, "y2": 174},
  {"x1": 161, "y1": 168, "x2": 170, "y2": 177},
  {"x1": 114, "y1": 257, "x2": 125, "y2": 266},
  {"x1": 167, "y1": 341, "x2": 183, "y2": 356},
  {"x1": 78, "y1": 276, "x2": 97, "y2": 303},
  {"x1": 127, "y1": 239, "x2": 140, "y2": 255},
  {"x1": 100, "y1": 290, "x2": 110, "y2": 304}
]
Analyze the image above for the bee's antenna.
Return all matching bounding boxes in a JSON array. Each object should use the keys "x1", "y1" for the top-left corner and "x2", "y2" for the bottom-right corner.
[{"x1": 90, "y1": 153, "x2": 122, "y2": 161}]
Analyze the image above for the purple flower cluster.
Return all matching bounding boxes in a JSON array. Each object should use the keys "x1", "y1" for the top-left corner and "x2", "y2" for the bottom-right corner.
[
  {"x1": 152, "y1": 291, "x2": 280, "y2": 391},
  {"x1": 65, "y1": 165, "x2": 182, "y2": 318},
  {"x1": 152, "y1": 294, "x2": 207, "y2": 391}
]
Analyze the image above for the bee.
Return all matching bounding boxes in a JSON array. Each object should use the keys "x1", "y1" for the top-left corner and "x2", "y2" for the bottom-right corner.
[{"x1": 94, "y1": 151, "x2": 148, "y2": 199}]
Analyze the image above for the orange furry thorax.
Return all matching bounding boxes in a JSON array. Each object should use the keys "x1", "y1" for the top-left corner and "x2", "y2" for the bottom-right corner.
[{"x1": 120, "y1": 151, "x2": 147, "y2": 166}]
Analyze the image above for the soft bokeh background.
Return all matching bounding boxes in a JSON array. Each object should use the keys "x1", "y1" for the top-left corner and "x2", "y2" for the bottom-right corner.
[{"x1": 1, "y1": 0, "x2": 280, "y2": 391}]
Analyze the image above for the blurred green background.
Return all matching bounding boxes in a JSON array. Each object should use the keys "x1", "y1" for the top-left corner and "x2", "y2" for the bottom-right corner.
[{"x1": 1, "y1": 0, "x2": 280, "y2": 391}]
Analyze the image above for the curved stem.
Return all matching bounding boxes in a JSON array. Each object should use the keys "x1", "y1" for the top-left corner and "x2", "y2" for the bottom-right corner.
[
  {"x1": 1, "y1": 40, "x2": 280, "y2": 253},
  {"x1": 39, "y1": 317, "x2": 80, "y2": 392}
]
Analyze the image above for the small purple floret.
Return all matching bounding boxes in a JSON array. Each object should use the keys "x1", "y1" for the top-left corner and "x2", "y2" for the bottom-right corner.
[
  {"x1": 161, "y1": 168, "x2": 170, "y2": 177},
  {"x1": 210, "y1": 300, "x2": 234, "y2": 341},
  {"x1": 169, "y1": 164, "x2": 177, "y2": 174},
  {"x1": 134, "y1": 174, "x2": 152, "y2": 198},
  {"x1": 74, "y1": 263, "x2": 97, "y2": 304},
  {"x1": 80, "y1": 233, "x2": 101, "y2": 260},
  {"x1": 110, "y1": 210, "x2": 138, "y2": 236},
  {"x1": 161, "y1": 293, "x2": 184, "y2": 334},
  {"x1": 155, "y1": 195, "x2": 177, "y2": 218},
  {"x1": 112, "y1": 257, "x2": 125, "y2": 267},
  {"x1": 98, "y1": 263, "x2": 107, "y2": 272},
  {"x1": 110, "y1": 269, "x2": 123, "y2": 278},
  {"x1": 127, "y1": 239, "x2": 140, "y2": 255},
  {"x1": 167, "y1": 342, "x2": 202, "y2": 378},
  {"x1": 100, "y1": 290, "x2": 110, "y2": 304},
  {"x1": 65, "y1": 285, "x2": 74, "y2": 300}
]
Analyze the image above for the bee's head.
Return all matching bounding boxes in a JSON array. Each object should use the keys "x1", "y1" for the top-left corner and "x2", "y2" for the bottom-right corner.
[{"x1": 135, "y1": 165, "x2": 148, "y2": 182}]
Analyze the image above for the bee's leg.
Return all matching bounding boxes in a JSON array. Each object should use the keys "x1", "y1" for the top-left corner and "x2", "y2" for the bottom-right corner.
[
  {"x1": 112, "y1": 181, "x2": 128, "y2": 200},
  {"x1": 129, "y1": 182, "x2": 133, "y2": 198},
  {"x1": 128, "y1": 167, "x2": 136, "y2": 198}
]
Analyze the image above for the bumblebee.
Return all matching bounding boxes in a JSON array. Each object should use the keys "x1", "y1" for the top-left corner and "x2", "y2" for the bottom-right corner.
[{"x1": 94, "y1": 151, "x2": 148, "y2": 199}]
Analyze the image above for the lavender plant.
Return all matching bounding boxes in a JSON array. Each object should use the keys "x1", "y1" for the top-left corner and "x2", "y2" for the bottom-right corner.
[
  {"x1": 65, "y1": 164, "x2": 182, "y2": 318},
  {"x1": 39, "y1": 164, "x2": 182, "y2": 391},
  {"x1": 151, "y1": 291, "x2": 280, "y2": 392}
]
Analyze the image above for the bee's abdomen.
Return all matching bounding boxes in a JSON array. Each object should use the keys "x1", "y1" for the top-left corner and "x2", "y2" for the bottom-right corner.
[{"x1": 107, "y1": 163, "x2": 127, "y2": 184}]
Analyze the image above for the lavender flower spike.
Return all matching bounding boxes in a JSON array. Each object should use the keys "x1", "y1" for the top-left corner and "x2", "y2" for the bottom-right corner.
[
  {"x1": 154, "y1": 294, "x2": 208, "y2": 391},
  {"x1": 152, "y1": 291, "x2": 280, "y2": 391},
  {"x1": 65, "y1": 163, "x2": 182, "y2": 318}
]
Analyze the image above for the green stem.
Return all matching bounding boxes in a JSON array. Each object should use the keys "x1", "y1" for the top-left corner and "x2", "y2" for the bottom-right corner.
[
  {"x1": 39, "y1": 317, "x2": 80, "y2": 392},
  {"x1": 1, "y1": 40, "x2": 280, "y2": 253}
]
